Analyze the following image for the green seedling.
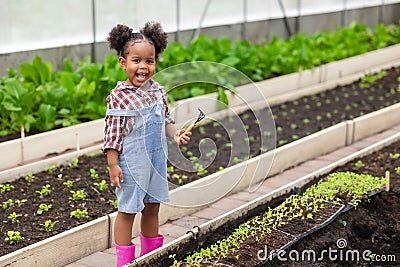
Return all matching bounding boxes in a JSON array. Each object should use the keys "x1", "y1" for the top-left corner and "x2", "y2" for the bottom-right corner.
[
  {"x1": 167, "y1": 166, "x2": 174, "y2": 173},
  {"x1": 8, "y1": 212, "x2": 22, "y2": 224},
  {"x1": 354, "y1": 160, "x2": 363, "y2": 168},
  {"x1": 70, "y1": 209, "x2": 89, "y2": 220},
  {"x1": 90, "y1": 168, "x2": 99, "y2": 179},
  {"x1": 5, "y1": 231, "x2": 24, "y2": 244},
  {"x1": 0, "y1": 183, "x2": 15, "y2": 194},
  {"x1": 389, "y1": 153, "x2": 400, "y2": 159},
  {"x1": 69, "y1": 189, "x2": 86, "y2": 201},
  {"x1": 338, "y1": 219, "x2": 347, "y2": 227},
  {"x1": 25, "y1": 173, "x2": 35, "y2": 182},
  {"x1": 109, "y1": 199, "x2": 118, "y2": 209},
  {"x1": 63, "y1": 179, "x2": 74, "y2": 188},
  {"x1": 36, "y1": 184, "x2": 51, "y2": 197},
  {"x1": 395, "y1": 167, "x2": 400, "y2": 175},
  {"x1": 94, "y1": 180, "x2": 108, "y2": 191},
  {"x1": 47, "y1": 165, "x2": 57, "y2": 174},
  {"x1": 172, "y1": 174, "x2": 188, "y2": 184},
  {"x1": 41, "y1": 219, "x2": 58, "y2": 232},
  {"x1": 68, "y1": 158, "x2": 79, "y2": 169},
  {"x1": 37, "y1": 203, "x2": 53, "y2": 215}
]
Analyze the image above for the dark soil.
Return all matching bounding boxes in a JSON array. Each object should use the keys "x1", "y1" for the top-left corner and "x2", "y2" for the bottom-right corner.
[
  {"x1": 1, "y1": 66, "x2": 400, "y2": 257},
  {"x1": 151, "y1": 138, "x2": 400, "y2": 267},
  {"x1": 265, "y1": 140, "x2": 400, "y2": 267}
]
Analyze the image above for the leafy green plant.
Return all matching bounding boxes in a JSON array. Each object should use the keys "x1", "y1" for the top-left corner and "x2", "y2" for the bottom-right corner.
[
  {"x1": 68, "y1": 158, "x2": 79, "y2": 169},
  {"x1": 70, "y1": 209, "x2": 89, "y2": 220},
  {"x1": 40, "y1": 219, "x2": 58, "y2": 232},
  {"x1": 63, "y1": 179, "x2": 74, "y2": 188},
  {"x1": 37, "y1": 203, "x2": 52, "y2": 215},
  {"x1": 90, "y1": 168, "x2": 99, "y2": 179},
  {"x1": 193, "y1": 163, "x2": 207, "y2": 176},
  {"x1": 0, "y1": 183, "x2": 15, "y2": 194},
  {"x1": 354, "y1": 160, "x2": 363, "y2": 168},
  {"x1": 36, "y1": 184, "x2": 51, "y2": 197},
  {"x1": 5, "y1": 231, "x2": 24, "y2": 244},
  {"x1": 69, "y1": 189, "x2": 86, "y2": 201},
  {"x1": 172, "y1": 174, "x2": 188, "y2": 184},
  {"x1": 8, "y1": 212, "x2": 22, "y2": 224},
  {"x1": 93, "y1": 180, "x2": 108, "y2": 191},
  {"x1": 47, "y1": 165, "x2": 57, "y2": 174},
  {"x1": 25, "y1": 173, "x2": 35, "y2": 183},
  {"x1": 109, "y1": 199, "x2": 118, "y2": 209}
]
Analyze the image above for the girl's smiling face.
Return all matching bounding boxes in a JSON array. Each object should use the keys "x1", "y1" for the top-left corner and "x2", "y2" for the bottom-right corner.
[{"x1": 119, "y1": 40, "x2": 156, "y2": 87}]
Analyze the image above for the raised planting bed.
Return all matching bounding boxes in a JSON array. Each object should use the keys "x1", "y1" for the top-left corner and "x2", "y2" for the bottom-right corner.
[
  {"x1": 1, "y1": 43, "x2": 400, "y2": 172},
  {"x1": 0, "y1": 66, "x2": 398, "y2": 266},
  {"x1": 131, "y1": 137, "x2": 400, "y2": 267}
]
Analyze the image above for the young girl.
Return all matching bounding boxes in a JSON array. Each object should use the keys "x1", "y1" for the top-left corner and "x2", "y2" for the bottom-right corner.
[{"x1": 102, "y1": 22, "x2": 190, "y2": 267}]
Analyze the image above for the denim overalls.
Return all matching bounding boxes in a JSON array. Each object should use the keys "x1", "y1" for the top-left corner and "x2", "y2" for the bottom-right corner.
[{"x1": 106, "y1": 89, "x2": 170, "y2": 214}]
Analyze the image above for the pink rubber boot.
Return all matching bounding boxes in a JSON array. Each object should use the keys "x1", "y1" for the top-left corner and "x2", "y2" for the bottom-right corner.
[
  {"x1": 115, "y1": 243, "x2": 135, "y2": 267},
  {"x1": 139, "y1": 232, "x2": 164, "y2": 257}
]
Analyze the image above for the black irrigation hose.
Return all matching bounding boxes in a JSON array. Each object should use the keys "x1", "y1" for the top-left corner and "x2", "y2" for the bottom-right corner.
[{"x1": 254, "y1": 202, "x2": 346, "y2": 265}]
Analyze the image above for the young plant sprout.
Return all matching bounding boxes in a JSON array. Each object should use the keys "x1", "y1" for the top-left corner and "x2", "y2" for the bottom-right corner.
[
  {"x1": 70, "y1": 209, "x2": 89, "y2": 220},
  {"x1": 25, "y1": 173, "x2": 35, "y2": 182},
  {"x1": 69, "y1": 189, "x2": 86, "y2": 201},
  {"x1": 41, "y1": 219, "x2": 58, "y2": 232},
  {"x1": 5, "y1": 231, "x2": 24, "y2": 245},
  {"x1": 36, "y1": 184, "x2": 51, "y2": 197},
  {"x1": 37, "y1": 203, "x2": 53, "y2": 215},
  {"x1": 94, "y1": 180, "x2": 108, "y2": 191},
  {"x1": 90, "y1": 168, "x2": 99, "y2": 179},
  {"x1": 68, "y1": 158, "x2": 79, "y2": 169},
  {"x1": 0, "y1": 183, "x2": 15, "y2": 194},
  {"x1": 63, "y1": 179, "x2": 74, "y2": 188}
]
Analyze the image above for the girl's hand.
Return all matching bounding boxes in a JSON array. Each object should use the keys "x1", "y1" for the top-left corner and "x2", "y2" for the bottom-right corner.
[
  {"x1": 109, "y1": 164, "x2": 123, "y2": 188},
  {"x1": 175, "y1": 129, "x2": 191, "y2": 145}
]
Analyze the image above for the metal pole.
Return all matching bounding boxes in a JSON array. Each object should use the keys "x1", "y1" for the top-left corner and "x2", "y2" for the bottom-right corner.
[
  {"x1": 277, "y1": 0, "x2": 292, "y2": 37},
  {"x1": 241, "y1": 0, "x2": 247, "y2": 41},
  {"x1": 341, "y1": 0, "x2": 347, "y2": 27},
  {"x1": 191, "y1": 0, "x2": 211, "y2": 40},
  {"x1": 295, "y1": 0, "x2": 301, "y2": 34},
  {"x1": 91, "y1": 0, "x2": 96, "y2": 63},
  {"x1": 379, "y1": 0, "x2": 384, "y2": 23},
  {"x1": 175, "y1": 0, "x2": 180, "y2": 42}
]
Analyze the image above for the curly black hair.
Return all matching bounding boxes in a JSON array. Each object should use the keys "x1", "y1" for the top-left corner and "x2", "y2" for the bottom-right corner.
[{"x1": 106, "y1": 22, "x2": 168, "y2": 60}]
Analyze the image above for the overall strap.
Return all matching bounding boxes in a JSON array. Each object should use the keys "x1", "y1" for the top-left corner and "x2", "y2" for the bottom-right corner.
[{"x1": 105, "y1": 109, "x2": 141, "y2": 116}]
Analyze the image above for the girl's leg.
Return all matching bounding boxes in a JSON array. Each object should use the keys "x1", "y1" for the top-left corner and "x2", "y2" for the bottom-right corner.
[
  {"x1": 114, "y1": 211, "x2": 136, "y2": 245},
  {"x1": 140, "y1": 203, "x2": 160, "y2": 237},
  {"x1": 139, "y1": 203, "x2": 164, "y2": 257}
]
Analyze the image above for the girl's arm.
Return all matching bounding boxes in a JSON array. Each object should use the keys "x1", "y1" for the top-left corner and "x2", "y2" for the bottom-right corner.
[{"x1": 106, "y1": 149, "x2": 123, "y2": 188}]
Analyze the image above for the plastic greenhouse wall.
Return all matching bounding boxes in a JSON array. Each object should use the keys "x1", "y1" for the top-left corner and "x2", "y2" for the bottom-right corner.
[{"x1": 0, "y1": 0, "x2": 400, "y2": 75}]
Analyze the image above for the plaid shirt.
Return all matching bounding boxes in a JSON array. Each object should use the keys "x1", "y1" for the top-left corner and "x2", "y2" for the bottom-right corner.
[{"x1": 102, "y1": 79, "x2": 174, "y2": 153}]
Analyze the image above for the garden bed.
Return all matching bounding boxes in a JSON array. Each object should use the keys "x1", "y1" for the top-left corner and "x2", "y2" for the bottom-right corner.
[
  {"x1": 1, "y1": 65, "x2": 400, "y2": 258},
  {"x1": 138, "y1": 137, "x2": 400, "y2": 267}
]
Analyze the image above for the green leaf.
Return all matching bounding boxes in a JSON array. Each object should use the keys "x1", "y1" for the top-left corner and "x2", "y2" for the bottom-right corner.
[
  {"x1": 59, "y1": 72, "x2": 76, "y2": 92},
  {"x1": 20, "y1": 62, "x2": 40, "y2": 85},
  {"x1": 190, "y1": 87, "x2": 205, "y2": 97},
  {"x1": 220, "y1": 56, "x2": 240, "y2": 67},
  {"x1": 32, "y1": 56, "x2": 52, "y2": 85},
  {"x1": 63, "y1": 58, "x2": 75, "y2": 73},
  {"x1": 37, "y1": 104, "x2": 56, "y2": 131},
  {"x1": 4, "y1": 102, "x2": 21, "y2": 111}
]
